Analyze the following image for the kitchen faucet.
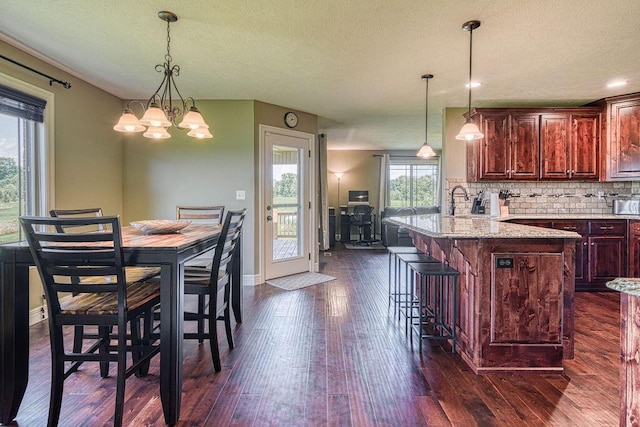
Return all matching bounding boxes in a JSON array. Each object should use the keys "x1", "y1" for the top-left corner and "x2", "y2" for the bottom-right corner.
[{"x1": 449, "y1": 185, "x2": 470, "y2": 216}]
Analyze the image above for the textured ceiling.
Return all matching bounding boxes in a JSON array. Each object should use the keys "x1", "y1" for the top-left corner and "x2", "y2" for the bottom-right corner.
[{"x1": 1, "y1": 0, "x2": 639, "y2": 150}]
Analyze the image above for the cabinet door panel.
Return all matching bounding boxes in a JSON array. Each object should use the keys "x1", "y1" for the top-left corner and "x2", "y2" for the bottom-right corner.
[
  {"x1": 609, "y1": 100, "x2": 640, "y2": 179},
  {"x1": 479, "y1": 114, "x2": 510, "y2": 180},
  {"x1": 630, "y1": 220, "x2": 640, "y2": 278},
  {"x1": 540, "y1": 114, "x2": 570, "y2": 179},
  {"x1": 589, "y1": 236, "x2": 626, "y2": 282},
  {"x1": 571, "y1": 114, "x2": 599, "y2": 179},
  {"x1": 510, "y1": 114, "x2": 539, "y2": 179}
]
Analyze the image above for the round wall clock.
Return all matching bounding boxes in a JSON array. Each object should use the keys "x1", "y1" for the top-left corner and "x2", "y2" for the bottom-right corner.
[{"x1": 284, "y1": 112, "x2": 298, "y2": 128}]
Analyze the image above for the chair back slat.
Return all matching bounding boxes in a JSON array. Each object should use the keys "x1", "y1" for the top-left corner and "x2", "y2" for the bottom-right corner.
[
  {"x1": 210, "y1": 209, "x2": 246, "y2": 282},
  {"x1": 50, "y1": 208, "x2": 105, "y2": 232},
  {"x1": 20, "y1": 216, "x2": 128, "y2": 315},
  {"x1": 177, "y1": 205, "x2": 225, "y2": 225}
]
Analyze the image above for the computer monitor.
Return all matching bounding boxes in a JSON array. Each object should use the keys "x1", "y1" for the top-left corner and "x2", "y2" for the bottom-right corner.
[{"x1": 348, "y1": 190, "x2": 369, "y2": 205}]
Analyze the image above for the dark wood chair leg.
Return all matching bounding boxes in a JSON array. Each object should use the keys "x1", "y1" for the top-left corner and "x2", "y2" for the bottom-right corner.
[
  {"x1": 114, "y1": 328, "x2": 127, "y2": 427},
  {"x1": 99, "y1": 326, "x2": 110, "y2": 378},
  {"x1": 208, "y1": 308, "x2": 222, "y2": 372},
  {"x1": 197, "y1": 295, "x2": 206, "y2": 344},
  {"x1": 48, "y1": 328, "x2": 65, "y2": 427},
  {"x1": 224, "y1": 305, "x2": 233, "y2": 349},
  {"x1": 73, "y1": 325, "x2": 84, "y2": 353}
]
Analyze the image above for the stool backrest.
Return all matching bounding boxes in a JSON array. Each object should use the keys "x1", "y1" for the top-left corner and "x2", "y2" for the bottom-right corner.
[{"x1": 20, "y1": 215, "x2": 127, "y2": 318}]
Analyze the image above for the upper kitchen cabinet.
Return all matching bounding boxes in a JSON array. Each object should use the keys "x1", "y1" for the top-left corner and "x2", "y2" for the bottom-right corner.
[
  {"x1": 466, "y1": 110, "x2": 539, "y2": 181},
  {"x1": 603, "y1": 93, "x2": 640, "y2": 180},
  {"x1": 467, "y1": 107, "x2": 601, "y2": 182},
  {"x1": 540, "y1": 112, "x2": 600, "y2": 180}
]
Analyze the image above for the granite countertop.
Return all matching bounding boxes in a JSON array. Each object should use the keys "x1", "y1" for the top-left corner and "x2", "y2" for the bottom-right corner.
[
  {"x1": 384, "y1": 214, "x2": 580, "y2": 239},
  {"x1": 606, "y1": 278, "x2": 640, "y2": 297}
]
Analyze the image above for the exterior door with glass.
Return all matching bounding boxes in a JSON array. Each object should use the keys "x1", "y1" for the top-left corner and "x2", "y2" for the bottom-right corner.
[{"x1": 263, "y1": 129, "x2": 312, "y2": 280}]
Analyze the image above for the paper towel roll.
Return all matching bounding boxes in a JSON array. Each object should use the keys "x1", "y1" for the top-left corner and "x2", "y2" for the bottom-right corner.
[{"x1": 490, "y1": 193, "x2": 500, "y2": 217}]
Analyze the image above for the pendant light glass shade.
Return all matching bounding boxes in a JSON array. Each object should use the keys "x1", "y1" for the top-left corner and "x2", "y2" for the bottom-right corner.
[
  {"x1": 187, "y1": 127, "x2": 213, "y2": 139},
  {"x1": 456, "y1": 20, "x2": 484, "y2": 142},
  {"x1": 143, "y1": 126, "x2": 172, "y2": 139},
  {"x1": 178, "y1": 106, "x2": 209, "y2": 130},
  {"x1": 456, "y1": 119, "x2": 484, "y2": 141},
  {"x1": 417, "y1": 143, "x2": 436, "y2": 158},
  {"x1": 113, "y1": 109, "x2": 146, "y2": 132},
  {"x1": 416, "y1": 74, "x2": 436, "y2": 158},
  {"x1": 139, "y1": 102, "x2": 171, "y2": 127}
]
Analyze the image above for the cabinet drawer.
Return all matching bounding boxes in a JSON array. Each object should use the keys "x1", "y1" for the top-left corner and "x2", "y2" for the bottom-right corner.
[
  {"x1": 551, "y1": 220, "x2": 588, "y2": 235},
  {"x1": 589, "y1": 221, "x2": 626, "y2": 236}
]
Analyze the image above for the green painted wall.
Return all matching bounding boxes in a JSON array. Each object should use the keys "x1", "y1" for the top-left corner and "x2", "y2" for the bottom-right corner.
[
  {"x1": 0, "y1": 40, "x2": 124, "y2": 311},
  {"x1": 123, "y1": 100, "x2": 256, "y2": 273}
]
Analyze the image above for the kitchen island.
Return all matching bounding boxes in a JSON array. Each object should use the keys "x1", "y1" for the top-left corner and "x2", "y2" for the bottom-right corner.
[{"x1": 386, "y1": 214, "x2": 580, "y2": 374}]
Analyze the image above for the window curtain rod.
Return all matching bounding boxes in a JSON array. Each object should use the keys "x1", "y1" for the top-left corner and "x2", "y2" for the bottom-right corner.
[{"x1": 0, "y1": 54, "x2": 71, "y2": 89}]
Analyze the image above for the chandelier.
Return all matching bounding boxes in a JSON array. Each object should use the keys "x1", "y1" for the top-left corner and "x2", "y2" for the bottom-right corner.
[{"x1": 114, "y1": 11, "x2": 211, "y2": 140}]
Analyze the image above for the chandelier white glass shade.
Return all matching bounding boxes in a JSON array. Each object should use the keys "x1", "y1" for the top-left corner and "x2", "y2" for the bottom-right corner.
[
  {"x1": 455, "y1": 20, "x2": 484, "y2": 142},
  {"x1": 416, "y1": 74, "x2": 436, "y2": 158},
  {"x1": 113, "y1": 11, "x2": 211, "y2": 140}
]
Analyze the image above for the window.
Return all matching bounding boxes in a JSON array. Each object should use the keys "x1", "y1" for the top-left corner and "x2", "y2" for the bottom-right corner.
[
  {"x1": 0, "y1": 78, "x2": 52, "y2": 243},
  {"x1": 388, "y1": 158, "x2": 440, "y2": 208}
]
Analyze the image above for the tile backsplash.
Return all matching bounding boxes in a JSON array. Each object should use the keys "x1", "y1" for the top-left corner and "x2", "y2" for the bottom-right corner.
[{"x1": 445, "y1": 179, "x2": 640, "y2": 215}]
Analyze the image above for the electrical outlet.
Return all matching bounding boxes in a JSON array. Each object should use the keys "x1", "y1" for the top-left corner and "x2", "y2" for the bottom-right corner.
[
  {"x1": 236, "y1": 190, "x2": 246, "y2": 200},
  {"x1": 597, "y1": 191, "x2": 604, "y2": 199}
]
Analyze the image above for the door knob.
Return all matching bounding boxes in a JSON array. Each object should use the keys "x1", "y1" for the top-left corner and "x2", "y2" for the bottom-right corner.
[{"x1": 266, "y1": 215, "x2": 272, "y2": 221}]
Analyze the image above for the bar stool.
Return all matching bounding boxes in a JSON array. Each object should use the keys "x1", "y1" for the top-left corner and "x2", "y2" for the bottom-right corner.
[
  {"x1": 395, "y1": 252, "x2": 439, "y2": 330},
  {"x1": 407, "y1": 261, "x2": 459, "y2": 353},
  {"x1": 386, "y1": 246, "x2": 421, "y2": 309}
]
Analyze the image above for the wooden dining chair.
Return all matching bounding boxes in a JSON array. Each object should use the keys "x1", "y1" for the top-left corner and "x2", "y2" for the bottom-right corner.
[
  {"x1": 20, "y1": 215, "x2": 161, "y2": 427},
  {"x1": 182, "y1": 209, "x2": 246, "y2": 371},
  {"x1": 176, "y1": 205, "x2": 225, "y2": 341},
  {"x1": 50, "y1": 208, "x2": 161, "y2": 355}
]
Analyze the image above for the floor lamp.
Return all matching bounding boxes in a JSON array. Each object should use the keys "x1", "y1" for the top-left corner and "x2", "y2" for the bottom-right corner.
[{"x1": 334, "y1": 172, "x2": 344, "y2": 241}]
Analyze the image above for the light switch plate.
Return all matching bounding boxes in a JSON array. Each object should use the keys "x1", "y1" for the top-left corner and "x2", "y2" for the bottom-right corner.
[{"x1": 236, "y1": 190, "x2": 246, "y2": 200}]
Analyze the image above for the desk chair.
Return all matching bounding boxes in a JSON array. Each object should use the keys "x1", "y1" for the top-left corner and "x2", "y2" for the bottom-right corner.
[
  {"x1": 350, "y1": 205, "x2": 375, "y2": 245},
  {"x1": 181, "y1": 209, "x2": 246, "y2": 371},
  {"x1": 21, "y1": 216, "x2": 161, "y2": 427},
  {"x1": 50, "y1": 208, "x2": 160, "y2": 356}
]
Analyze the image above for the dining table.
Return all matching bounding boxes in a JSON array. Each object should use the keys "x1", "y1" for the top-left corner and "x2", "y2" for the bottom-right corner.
[{"x1": 0, "y1": 223, "x2": 242, "y2": 426}]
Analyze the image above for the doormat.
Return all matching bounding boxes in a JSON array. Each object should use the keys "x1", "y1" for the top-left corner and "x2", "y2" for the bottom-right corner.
[
  {"x1": 344, "y1": 242, "x2": 385, "y2": 250},
  {"x1": 266, "y1": 272, "x2": 336, "y2": 291}
]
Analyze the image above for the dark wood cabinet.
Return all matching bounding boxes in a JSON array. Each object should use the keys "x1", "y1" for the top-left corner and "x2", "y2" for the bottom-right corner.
[
  {"x1": 468, "y1": 110, "x2": 538, "y2": 180},
  {"x1": 629, "y1": 220, "x2": 640, "y2": 277},
  {"x1": 605, "y1": 93, "x2": 640, "y2": 180},
  {"x1": 467, "y1": 107, "x2": 602, "y2": 182},
  {"x1": 540, "y1": 113, "x2": 599, "y2": 180},
  {"x1": 509, "y1": 218, "x2": 627, "y2": 291}
]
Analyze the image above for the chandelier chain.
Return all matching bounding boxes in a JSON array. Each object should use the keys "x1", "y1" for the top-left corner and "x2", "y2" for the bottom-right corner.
[{"x1": 165, "y1": 18, "x2": 172, "y2": 63}]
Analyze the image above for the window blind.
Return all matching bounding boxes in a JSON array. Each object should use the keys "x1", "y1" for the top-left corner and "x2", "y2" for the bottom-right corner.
[{"x1": 0, "y1": 84, "x2": 47, "y2": 123}]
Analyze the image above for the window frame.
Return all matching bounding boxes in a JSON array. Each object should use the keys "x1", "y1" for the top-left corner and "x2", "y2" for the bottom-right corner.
[
  {"x1": 0, "y1": 71, "x2": 55, "y2": 221},
  {"x1": 388, "y1": 157, "x2": 441, "y2": 208}
]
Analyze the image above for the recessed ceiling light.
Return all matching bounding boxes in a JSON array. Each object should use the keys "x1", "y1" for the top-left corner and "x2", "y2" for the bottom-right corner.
[
  {"x1": 607, "y1": 80, "x2": 628, "y2": 88},
  {"x1": 465, "y1": 81, "x2": 482, "y2": 88}
]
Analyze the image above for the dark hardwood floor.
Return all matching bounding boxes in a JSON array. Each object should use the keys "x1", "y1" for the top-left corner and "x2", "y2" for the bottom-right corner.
[{"x1": 15, "y1": 245, "x2": 620, "y2": 426}]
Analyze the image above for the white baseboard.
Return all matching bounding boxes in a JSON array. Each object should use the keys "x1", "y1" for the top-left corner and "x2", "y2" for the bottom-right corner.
[{"x1": 243, "y1": 274, "x2": 260, "y2": 286}]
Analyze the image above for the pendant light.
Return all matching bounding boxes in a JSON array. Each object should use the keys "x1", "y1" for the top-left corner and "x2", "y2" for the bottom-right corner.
[
  {"x1": 455, "y1": 20, "x2": 484, "y2": 141},
  {"x1": 416, "y1": 74, "x2": 436, "y2": 158}
]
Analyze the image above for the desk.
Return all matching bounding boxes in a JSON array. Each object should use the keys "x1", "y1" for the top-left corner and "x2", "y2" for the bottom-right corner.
[{"x1": 0, "y1": 224, "x2": 241, "y2": 426}]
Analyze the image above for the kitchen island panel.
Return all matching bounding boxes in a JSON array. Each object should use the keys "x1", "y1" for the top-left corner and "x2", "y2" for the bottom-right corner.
[{"x1": 411, "y1": 232, "x2": 575, "y2": 374}]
